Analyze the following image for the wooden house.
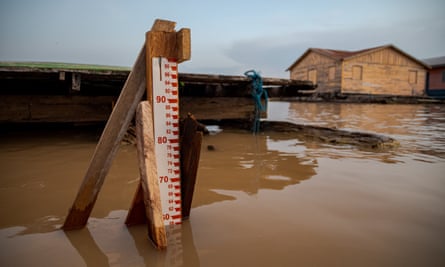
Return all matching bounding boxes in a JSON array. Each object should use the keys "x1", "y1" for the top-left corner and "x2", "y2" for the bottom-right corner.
[
  {"x1": 423, "y1": 56, "x2": 445, "y2": 97},
  {"x1": 286, "y1": 44, "x2": 430, "y2": 96}
]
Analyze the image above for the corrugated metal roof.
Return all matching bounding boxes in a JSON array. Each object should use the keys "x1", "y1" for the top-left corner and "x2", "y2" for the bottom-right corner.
[
  {"x1": 310, "y1": 46, "x2": 388, "y2": 60},
  {"x1": 423, "y1": 56, "x2": 445, "y2": 68},
  {"x1": 286, "y1": 44, "x2": 430, "y2": 71}
]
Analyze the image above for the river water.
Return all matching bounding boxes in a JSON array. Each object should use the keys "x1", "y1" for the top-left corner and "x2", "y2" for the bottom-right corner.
[{"x1": 1, "y1": 102, "x2": 444, "y2": 266}]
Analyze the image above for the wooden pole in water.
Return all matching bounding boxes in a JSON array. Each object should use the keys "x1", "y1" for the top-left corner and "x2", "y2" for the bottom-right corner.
[
  {"x1": 180, "y1": 114, "x2": 203, "y2": 219},
  {"x1": 125, "y1": 19, "x2": 191, "y2": 249},
  {"x1": 63, "y1": 19, "x2": 191, "y2": 234},
  {"x1": 62, "y1": 45, "x2": 147, "y2": 230},
  {"x1": 134, "y1": 101, "x2": 166, "y2": 248}
]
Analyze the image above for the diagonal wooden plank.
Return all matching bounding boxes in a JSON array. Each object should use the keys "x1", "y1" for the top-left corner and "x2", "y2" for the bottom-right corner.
[{"x1": 62, "y1": 45, "x2": 147, "y2": 230}]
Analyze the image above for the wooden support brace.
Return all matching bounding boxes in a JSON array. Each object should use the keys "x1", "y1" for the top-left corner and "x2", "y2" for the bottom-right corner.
[{"x1": 62, "y1": 45, "x2": 147, "y2": 230}]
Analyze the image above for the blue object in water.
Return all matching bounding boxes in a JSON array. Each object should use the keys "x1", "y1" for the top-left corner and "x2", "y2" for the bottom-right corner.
[{"x1": 244, "y1": 70, "x2": 268, "y2": 133}]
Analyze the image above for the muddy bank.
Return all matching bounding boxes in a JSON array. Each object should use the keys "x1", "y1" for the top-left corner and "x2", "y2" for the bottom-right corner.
[
  {"x1": 200, "y1": 119, "x2": 399, "y2": 150},
  {"x1": 276, "y1": 93, "x2": 445, "y2": 104}
]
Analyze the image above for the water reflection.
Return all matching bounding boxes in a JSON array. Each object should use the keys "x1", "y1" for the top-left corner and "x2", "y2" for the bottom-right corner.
[
  {"x1": 65, "y1": 227, "x2": 109, "y2": 267},
  {"x1": 0, "y1": 126, "x2": 139, "y2": 232},
  {"x1": 269, "y1": 102, "x2": 445, "y2": 160},
  {"x1": 127, "y1": 221, "x2": 200, "y2": 267},
  {"x1": 63, "y1": 211, "x2": 200, "y2": 267},
  {"x1": 194, "y1": 131, "x2": 318, "y2": 207},
  {"x1": 1, "y1": 103, "x2": 445, "y2": 266}
]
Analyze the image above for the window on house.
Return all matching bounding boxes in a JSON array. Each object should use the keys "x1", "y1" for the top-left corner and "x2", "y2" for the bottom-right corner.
[
  {"x1": 352, "y1": 66, "x2": 362, "y2": 80},
  {"x1": 409, "y1": 70, "x2": 417, "y2": 84},
  {"x1": 328, "y1": 66, "x2": 336, "y2": 81},
  {"x1": 308, "y1": 69, "x2": 317, "y2": 84}
]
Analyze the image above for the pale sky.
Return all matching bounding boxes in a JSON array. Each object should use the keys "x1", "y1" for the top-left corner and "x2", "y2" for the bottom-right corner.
[{"x1": 1, "y1": 0, "x2": 444, "y2": 77}]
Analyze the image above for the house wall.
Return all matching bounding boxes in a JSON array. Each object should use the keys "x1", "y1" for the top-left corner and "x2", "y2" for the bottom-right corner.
[
  {"x1": 289, "y1": 52, "x2": 341, "y2": 94},
  {"x1": 341, "y1": 48, "x2": 427, "y2": 96},
  {"x1": 428, "y1": 67, "x2": 445, "y2": 90}
]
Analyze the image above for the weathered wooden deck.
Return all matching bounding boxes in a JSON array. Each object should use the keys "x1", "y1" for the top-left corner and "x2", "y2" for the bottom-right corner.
[{"x1": 0, "y1": 62, "x2": 315, "y2": 123}]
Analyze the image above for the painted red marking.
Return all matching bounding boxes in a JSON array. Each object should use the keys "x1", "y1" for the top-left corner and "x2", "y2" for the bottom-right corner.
[{"x1": 168, "y1": 98, "x2": 178, "y2": 104}]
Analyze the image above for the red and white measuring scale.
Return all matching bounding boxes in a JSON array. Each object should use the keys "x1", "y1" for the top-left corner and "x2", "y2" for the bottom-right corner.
[{"x1": 152, "y1": 57, "x2": 182, "y2": 225}]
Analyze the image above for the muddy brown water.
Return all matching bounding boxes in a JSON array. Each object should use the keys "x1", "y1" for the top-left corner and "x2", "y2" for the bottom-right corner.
[{"x1": 1, "y1": 102, "x2": 444, "y2": 266}]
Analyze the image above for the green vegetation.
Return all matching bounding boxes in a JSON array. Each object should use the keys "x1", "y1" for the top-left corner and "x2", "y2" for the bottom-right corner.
[{"x1": 0, "y1": 61, "x2": 131, "y2": 72}]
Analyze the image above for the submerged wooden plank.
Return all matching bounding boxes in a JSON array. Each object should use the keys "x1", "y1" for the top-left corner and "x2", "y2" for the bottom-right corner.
[{"x1": 62, "y1": 45, "x2": 147, "y2": 230}]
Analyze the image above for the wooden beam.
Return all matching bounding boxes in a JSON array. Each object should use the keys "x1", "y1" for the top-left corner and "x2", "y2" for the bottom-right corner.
[
  {"x1": 151, "y1": 19, "x2": 176, "y2": 32},
  {"x1": 145, "y1": 19, "x2": 191, "y2": 101},
  {"x1": 176, "y1": 28, "x2": 191, "y2": 63},
  {"x1": 135, "y1": 101, "x2": 166, "y2": 249},
  {"x1": 179, "y1": 97, "x2": 265, "y2": 120},
  {"x1": 125, "y1": 183, "x2": 147, "y2": 226},
  {"x1": 0, "y1": 95, "x2": 115, "y2": 123},
  {"x1": 62, "y1": 45, "x2": 147, "y2": 230},
  {"x1": 180, "y1": 115, "x2": 203, "y2": 219},
  {"x1": 178, "y1": 73, "x2": 315, "y2": 87}
]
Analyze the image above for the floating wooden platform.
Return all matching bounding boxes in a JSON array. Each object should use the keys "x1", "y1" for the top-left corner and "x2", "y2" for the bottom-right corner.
[{"x1": 0, "y1": 62, "x2": 315, "y2": 123}]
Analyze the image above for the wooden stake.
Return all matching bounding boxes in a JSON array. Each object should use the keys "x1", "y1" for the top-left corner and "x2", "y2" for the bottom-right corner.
[
  {"x1": 126, "y1": 19, "x2": 191, "y2": 249},
  {"x1": 135, "y1": 101, "x2": 167, "y2": 249},
  {"x1": 62, "y1": 45, "x2": 147, "y2": 230},
  {"x1": 180, "y1": 115, "x2": 203, "y2": 219},
  {"x1": 125, "y1": 183, "x2": 147, "y2": 226},
  {"x1": 126, "y1": 115, "x2": 204, "y2": 223}
]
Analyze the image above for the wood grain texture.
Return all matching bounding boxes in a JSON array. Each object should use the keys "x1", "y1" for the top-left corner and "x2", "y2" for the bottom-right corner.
[
  {"x1": 135, "y1": 101, "x2": 167, "y2": 249},
  {"x1": 180, "y1": 116, "x2": 203, "y2": 219},
  {"x1": 62, "y1": 45, "x2": 147, "y2": 230}
]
